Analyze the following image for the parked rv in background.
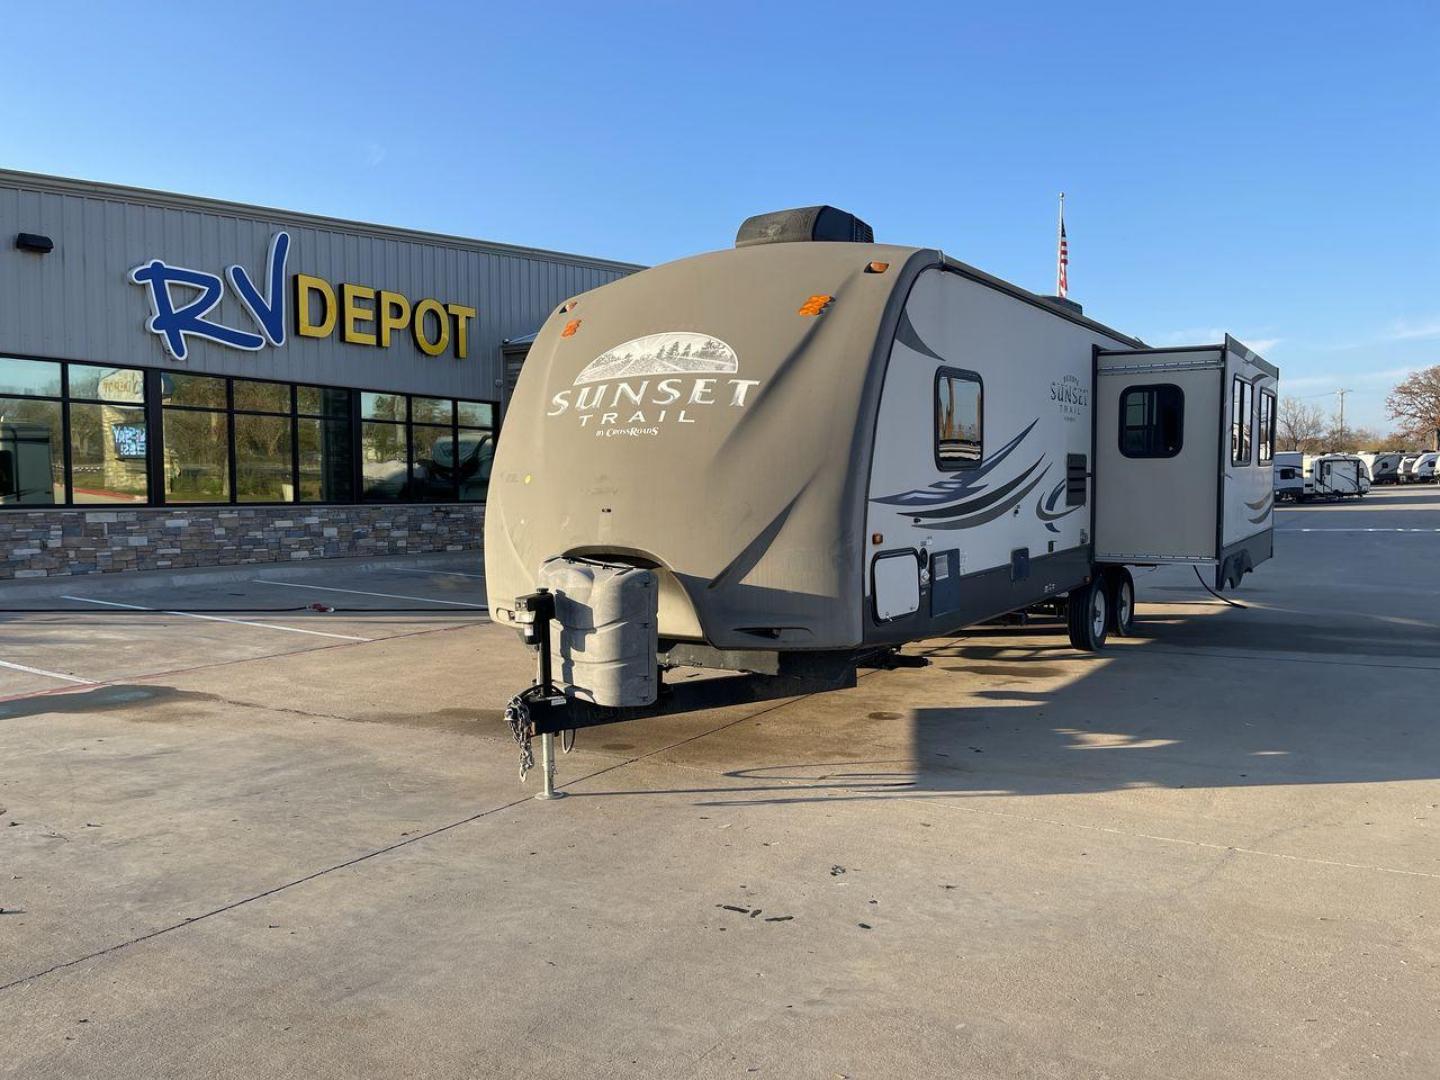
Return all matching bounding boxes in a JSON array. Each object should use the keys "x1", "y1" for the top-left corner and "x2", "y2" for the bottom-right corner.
[
  {"x1": 1275, "y1": 453, "x2": 1368, "y2": 501},
  {"x1": 1407, "y1": 452, "x2": 1438, "y2": 484},
  {"x1": 1273, "y1": 451, "x2": 1305, "y2": 502},
  {"x1": 1398, "y1": 454, "x2": 1422, "y2": 482},
  {"x1": 1358, "y1": 451, "x2": 1404, "y2": 485},
  {"x1": 1309, "y1": 454, "x2": 1366, "y2": 499}
]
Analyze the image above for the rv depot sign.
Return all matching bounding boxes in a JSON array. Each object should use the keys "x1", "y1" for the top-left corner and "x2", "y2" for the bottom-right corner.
[{"x1": 129, "y1": 231, "x2": 477, "y2": 362}]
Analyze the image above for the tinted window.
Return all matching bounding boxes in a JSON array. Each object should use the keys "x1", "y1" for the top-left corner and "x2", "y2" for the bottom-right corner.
[
  {"x1": 0, "y1": 397, "x2": 62, "y2": 503},
  {"x1": 162, "y1": 409, "x2": 230, "y2": 502},
  {"x1": 410, "y1": 396, "x2": 453, "y2": 425},
  {"x1": 296, "y1": 385, "x2": 351, "y2": 418},
  {"x1": 1120, "y1": 384, "x2": 1184, "y2": 458},
  {"x1": 232, "y1": 379, "x2": 291, "y2": 414},
  {"x1": 456, "y1": 400, "x2": 494, "y2": 429},
  {"x1": 234, "y1": 414, "x2": 293, "y2": 502},
  {"x1": 69, "y1": 364, "x2": 146, "y2": 403},
  {"x1": 361, "y1": 421, "x2": 407, "y2": 501},
  {"x1": 0, "y1": 357, "x2": 62, "y2": 398},
  {"x1": 935, "y1": 369, "x2": 982, "y2": 468},
  {"x1": 298, "y1": 418, "x2": 354, "y2": 502},
  {"x1": 1231, "y1": 377, "x2": 1253, "y2": 465},
  {"x1": 1258, "y1": 390, "x2": 1275, "y2": 464},
  {"x1": 166, "y1": 374, "x2": 228, "y2": 409},
  {"x1": 70, "y1": 403, "x2": 149, "y2": 504},
  {"x1": 361, "y1": 392, "x2": 406, "y2": 422}
]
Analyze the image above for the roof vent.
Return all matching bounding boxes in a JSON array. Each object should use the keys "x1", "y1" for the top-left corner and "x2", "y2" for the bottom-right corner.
[
  {"x1": 1044, "y1": 295, "x2": 1083, "y2": 315},
  {"x1": 736, "y1": 206, "x2": 874, "y2": 248}
]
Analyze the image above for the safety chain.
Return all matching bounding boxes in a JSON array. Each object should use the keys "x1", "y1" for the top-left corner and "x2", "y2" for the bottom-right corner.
[{"x1": 504, "y1": 687, "x2": 542, "y2": 781}]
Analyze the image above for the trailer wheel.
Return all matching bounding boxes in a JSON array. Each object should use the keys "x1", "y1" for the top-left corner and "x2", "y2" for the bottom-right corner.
[
  {"x1": 1066, "y1": 579, "x2": 1108, "y2": 652},
  {"x1": 1106, "y1": 568, "x2": 1136, "y2": 637}
]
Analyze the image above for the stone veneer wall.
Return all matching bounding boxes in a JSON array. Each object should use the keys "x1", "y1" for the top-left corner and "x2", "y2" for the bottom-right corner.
[{"x1": 0, "y1": 505, "x2": 486, "y2": 580}]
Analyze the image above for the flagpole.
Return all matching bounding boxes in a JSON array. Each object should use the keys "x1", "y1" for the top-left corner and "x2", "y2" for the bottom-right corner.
[{"x1": 1056, "y1": 192, "x2": 1065, "y2": 297}]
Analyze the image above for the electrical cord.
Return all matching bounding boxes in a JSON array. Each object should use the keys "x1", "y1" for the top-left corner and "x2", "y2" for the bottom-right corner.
[{"x1": 1193, "y1": 565, "x2": 1246, "y2": 609}]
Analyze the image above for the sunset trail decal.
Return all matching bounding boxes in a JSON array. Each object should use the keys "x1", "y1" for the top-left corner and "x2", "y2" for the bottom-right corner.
[{"x1": 548, "y1": 331, "x2": 758, "y2": 437}]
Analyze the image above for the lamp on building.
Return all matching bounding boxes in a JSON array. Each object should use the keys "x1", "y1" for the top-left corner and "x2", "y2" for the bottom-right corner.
[{"x1": 15, "y1": 233, "x2": 54, "y2": 254}]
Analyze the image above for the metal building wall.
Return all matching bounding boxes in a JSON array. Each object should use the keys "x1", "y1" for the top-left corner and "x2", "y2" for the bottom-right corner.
[{"x1": 0, "y1": 170, "x2": 637, "y2": 400}]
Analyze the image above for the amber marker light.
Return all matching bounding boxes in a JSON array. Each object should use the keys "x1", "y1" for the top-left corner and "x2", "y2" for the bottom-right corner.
[
  {"x1": 865, "y1": 261, "x2": 890, "y2": 273},
  {"x1": 561, "y1": 319, "x2": 582, "y2": 337},
  {"x1": 871, "y1": 532, "x2": 884, "y2": 545},
  {"x1": 797, "y1": 294, "x2": 833, "y2": 316}
]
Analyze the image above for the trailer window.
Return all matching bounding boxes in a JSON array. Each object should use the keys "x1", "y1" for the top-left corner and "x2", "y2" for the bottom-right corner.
[
  {"x1": 1231, "y1": 377, "x2": 1253, "y2": 465},
  {"x1": 1119, "y1": 384, "x2": 1184, "y2": 458},
  {"x1": 1258, "y1": 389, "x2": 1275, "y2": 464},
  {"x1": 935, "y1": 369, "x2": 982, "y2": 469}
]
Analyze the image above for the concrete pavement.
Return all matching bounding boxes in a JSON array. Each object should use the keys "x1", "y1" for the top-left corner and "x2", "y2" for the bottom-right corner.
[{"x1": 1, "y1": 489, "x2": 1437, "y2": 1078}]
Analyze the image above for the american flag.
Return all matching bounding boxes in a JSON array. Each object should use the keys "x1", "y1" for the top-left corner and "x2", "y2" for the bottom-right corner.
[{"x1": 1056, "y1": 195, "x2": 1069, "y2": 298}]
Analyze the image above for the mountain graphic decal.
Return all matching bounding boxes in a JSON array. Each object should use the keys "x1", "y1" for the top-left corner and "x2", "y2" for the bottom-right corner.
[{"x1": 574, "y1": 332, "x2": 738, "y2": 385}]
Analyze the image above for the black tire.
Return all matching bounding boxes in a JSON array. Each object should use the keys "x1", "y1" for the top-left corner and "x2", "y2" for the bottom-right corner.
[
  {"x1": 1106, "y1": 567, "x2": 1136, "y2": 637},
  {"x1": 1066, "y1": 578, "x2": 1108, "y2": 652}
]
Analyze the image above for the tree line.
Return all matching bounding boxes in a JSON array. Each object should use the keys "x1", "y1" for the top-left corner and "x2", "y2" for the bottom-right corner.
[{"x1": 1277, "y1": 364, "x2": 1440, "y2": 454}]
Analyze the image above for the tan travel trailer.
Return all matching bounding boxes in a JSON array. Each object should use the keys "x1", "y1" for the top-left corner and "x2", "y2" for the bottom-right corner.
[{"x1": 484, "y1": 207, "x2": 1278, "y2": 772}]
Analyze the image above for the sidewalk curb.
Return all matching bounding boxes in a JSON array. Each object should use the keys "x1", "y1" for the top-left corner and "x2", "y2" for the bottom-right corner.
[{"x1": 0, "y1": 551, "x2": 486, "y2": 601}]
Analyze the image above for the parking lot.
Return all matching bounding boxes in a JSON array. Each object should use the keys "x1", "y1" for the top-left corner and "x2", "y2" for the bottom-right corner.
[{"x1": 2, "y1": 487, "x2": 1439, "y2": 1079}]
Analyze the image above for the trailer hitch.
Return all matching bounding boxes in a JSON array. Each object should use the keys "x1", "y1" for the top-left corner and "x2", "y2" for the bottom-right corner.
[{"x1": 504, "y1": 589, "x2": 569, "y2": 799}]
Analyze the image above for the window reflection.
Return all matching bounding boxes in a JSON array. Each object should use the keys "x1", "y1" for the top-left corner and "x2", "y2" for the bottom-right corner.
[
  {"x1": 361, "y1": 392, "x2": 406, "y2": 422},
  {"x1": 232, "y1": 379, "x2": 290, "y2": 414},
  {"x1": 70, "y1": 403, "x2": 149, "y2": 503},
  {"x1": 163, "y1": 409, "x2": 230, "y2": 502},
  {"x1": 0, "y1": 357, "x2": 62, "y2": 398},
  {"x1": 166, "y1": 374, "x2": 227, "y2": 409},
  {"x1": 0, "y1": 396, "x2": 62, "y2": 504},
  {"x1": 410, "y1": 424, "x2": 457, "y2": 502},
  {"x1": 297, "y1": 386, "x2": 351, "y2": 418},
  {"x1": 935, "y1": 373, "x2": 982, "y2": 467},
  {"x1": 299, "y1": 418, "x2": 353, "y2": 502},
  {"x1": 70, "y1": 364, "x2": 146, "y2": 403},
  {"x1": 235, "y1": 413, "x2": 293, "y2": 502},
  {"x1": 361, "y1": 420, "x2": 407, "y2": 501},
  {"x1": 0, "y1": 365, "x2": 501, "y2": 510}
]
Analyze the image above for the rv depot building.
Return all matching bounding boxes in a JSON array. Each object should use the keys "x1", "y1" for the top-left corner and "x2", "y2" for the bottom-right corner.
[{"x1": 0, "y1": 170, "x2": 637, "y2": 580}]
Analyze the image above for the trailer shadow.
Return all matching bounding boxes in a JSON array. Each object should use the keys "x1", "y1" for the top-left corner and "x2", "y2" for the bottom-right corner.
[{"x1": 569, "y1": 600, "x2": 1440, "y2": 806}]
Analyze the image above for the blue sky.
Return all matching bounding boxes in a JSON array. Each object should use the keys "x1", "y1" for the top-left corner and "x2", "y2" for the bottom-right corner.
[{"x1": 3, "y1": 1, "x2": 1435, "y2": 432}]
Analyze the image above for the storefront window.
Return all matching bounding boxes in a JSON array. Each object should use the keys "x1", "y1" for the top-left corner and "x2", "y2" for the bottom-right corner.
[
  {"x1": 299, "y1": 418, "x2": 353, "y2": 502},
  {"x1": 456, "y1": 401, "x2": 493, "y2": 429},
  {"x1": 410, "y1": 396, "x2": 453, "y2": 425},
  {"x1": 69, "y1": 364, "x2": 146, "y2": 403},
  {"x1": 0, "y1": 396, "x2": 63, "y2": 505},
  {"x1": 234, "y1": 413, "x2": 293, "y2": 502},
  {"x1": 456, "y1": 400, "x2": 495, "y2": 503},
  {"x1": 162, "y1": 407, "x2": 230, "y2": 502},
  {"x1": 232, "y1": 378, "x2": 291, "y2": 414},
  {"x1": 0, "y1": 357, "x2": 63, "y2": 398},
  {"x1": 166, "y1": 373, "x2": 228, "y2": 409},
  {"x1": 297, "y1": 385, "x2": 351, "y2": 418},
  {"x1": 0, "y1": 360, "x2": 498, "y2": 511},
  {"x1": 361, "y1": 420, "x2": 407, "y2": 501},
  {"x1": 410, "y1": 423, "x2": 457, "y2": 502},
  {"x1": 361, "y1": 392, "x2": 406, "y2": 422},
  {"x1": 70, "y1": 403, "x2": 149, "y2": 503}
]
